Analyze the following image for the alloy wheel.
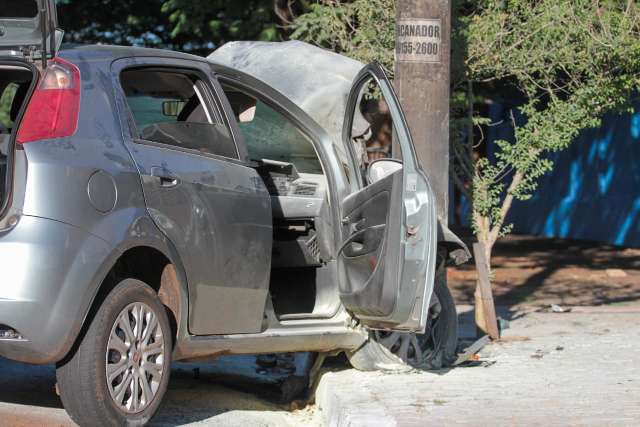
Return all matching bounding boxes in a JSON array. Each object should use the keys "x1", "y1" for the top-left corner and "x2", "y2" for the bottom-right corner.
[
  {"x1": 374, "y1": 304, "x2": 443, "y2": 367},
  {"x1": 106, "y1": 302, "x2": 166, "y2": 413}
]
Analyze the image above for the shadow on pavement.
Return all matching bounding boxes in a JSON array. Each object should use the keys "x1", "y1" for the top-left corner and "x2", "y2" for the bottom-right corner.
[
  {"x1": 0, "y1": 359, "x2": 62, "y2": 409},
  {"x1": 0, "y1": 354, "x2": 323, "y2": 427}
]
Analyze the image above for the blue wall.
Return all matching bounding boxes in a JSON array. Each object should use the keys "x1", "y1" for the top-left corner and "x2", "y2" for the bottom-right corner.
[{"x1": 456, "y1": 102, "x2": 640, "y2": 248}]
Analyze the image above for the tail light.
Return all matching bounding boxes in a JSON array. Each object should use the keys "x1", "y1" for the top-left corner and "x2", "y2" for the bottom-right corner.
[{"x1": 16, "y1": 57, "x2": 81, "y2": 144}]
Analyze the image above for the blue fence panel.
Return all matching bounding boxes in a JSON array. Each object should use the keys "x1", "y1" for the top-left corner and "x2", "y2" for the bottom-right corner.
[{"x1": 465, "y1": 102, "x2": 640, "y2": 248}]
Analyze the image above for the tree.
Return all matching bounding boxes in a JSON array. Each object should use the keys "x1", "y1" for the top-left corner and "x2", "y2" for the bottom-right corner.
[
  {"x1": 57, "y1": 0, "x2": 177, "y2": 48},
  {"x1": 459, "y1": 0, "x2": 640, "y2": 270},
  {"x1": 292, "y1": 1, "x2": 640, "y2": 283},
  {"x1": 290, "y1": 0, "x2": 395, "y2": 73},
  {"x1": 160, "y1": 0, "x2": 291, "y2": 50},
  {"x1": 57, "y1": 0, "x2": 299, "y2": 54}
]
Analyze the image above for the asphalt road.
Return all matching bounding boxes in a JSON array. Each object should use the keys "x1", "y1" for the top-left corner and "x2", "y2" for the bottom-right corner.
[{"x1": 0, "y1": 355, "x2": 320, "y2": 427}]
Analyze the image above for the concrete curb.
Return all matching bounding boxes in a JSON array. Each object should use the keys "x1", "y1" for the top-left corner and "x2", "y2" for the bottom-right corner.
[
  {"x1": 316, "y1": 371, "x2": 398, "y2": 427},
  {"x1": 315, "y1": 304, "x2": 640, "y2": 426}
]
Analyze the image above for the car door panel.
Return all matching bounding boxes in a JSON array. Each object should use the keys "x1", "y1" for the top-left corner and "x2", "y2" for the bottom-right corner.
[
  {"x1": 135, "y1": 146, "x2": 272, "y2": 335},
  {"x1": 337, "y1": 64, "x2": 437, "y2": 332},
  {"x1": 112, "y1": 58, "x2": 272, "y2": 336},
  {"x1": 338, "y1": 171, "x2": 395, "y2": 317}
]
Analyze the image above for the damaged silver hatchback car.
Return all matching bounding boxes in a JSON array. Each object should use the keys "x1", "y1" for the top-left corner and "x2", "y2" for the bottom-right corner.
[{"x1": 0, "y1": 1, "x2": 468, "y2": 425}]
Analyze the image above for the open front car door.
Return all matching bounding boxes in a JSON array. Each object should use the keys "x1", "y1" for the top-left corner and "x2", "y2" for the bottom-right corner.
[{"x1": 338, "y1": 63, "x2": 437, "y2": 333}]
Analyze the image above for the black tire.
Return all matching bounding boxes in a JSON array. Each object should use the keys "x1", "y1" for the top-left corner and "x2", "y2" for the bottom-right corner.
[
  {"x1": 421, "y1": 266, "x2": 458, "y2": 369},
  {"x1": 348, "y1": 256, "x2": 458, "y2": 371},
  {"x1": 56, "y1": 279, "x2": 172, "y2": 427}
]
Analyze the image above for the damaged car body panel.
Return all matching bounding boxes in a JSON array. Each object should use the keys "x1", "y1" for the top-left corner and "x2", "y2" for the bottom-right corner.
[
  {"x1": 209, "y1": 41, "x2": 469, "y2": 331},
  {"x1": 209, "y1": 40, "x2": 470, "y2": 266}
]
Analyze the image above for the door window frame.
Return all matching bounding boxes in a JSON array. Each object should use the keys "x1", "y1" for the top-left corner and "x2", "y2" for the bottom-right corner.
[
  {"x1": 217, "y1": 72, "x2": 347, "y2": 254},
  {"x1": 113, "y1": 59, "x2": 245, "y2": 164},
  {"x1": 217, "y1": 76, "x2": 328, "y2": 176}
]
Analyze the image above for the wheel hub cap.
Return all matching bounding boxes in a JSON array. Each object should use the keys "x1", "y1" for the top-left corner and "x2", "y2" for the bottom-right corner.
[{"x1": 106, "y1": 302, "x2": 165, "y2": 414}]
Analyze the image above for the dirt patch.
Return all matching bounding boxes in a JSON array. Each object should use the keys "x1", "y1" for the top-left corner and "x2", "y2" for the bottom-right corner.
[{"x1": 448, "y1": 234, "x2": 640, "y2": 308}]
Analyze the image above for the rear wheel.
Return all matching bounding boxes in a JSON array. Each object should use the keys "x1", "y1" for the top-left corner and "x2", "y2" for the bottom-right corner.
[
  {"x1": 56, "y1": 279, "x2": 172, "y2": 427},
  {"x1": 348, "y1": 256, "x2": 458, "y2": 370}
]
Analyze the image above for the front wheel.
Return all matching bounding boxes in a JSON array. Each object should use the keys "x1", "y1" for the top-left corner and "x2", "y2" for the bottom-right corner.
[
  {"x1": 348, "y1": 257, "x2": 458, "y2": 370},
  {"x1": 56, "y1": 279, "x2": 172, "y2": 427}
]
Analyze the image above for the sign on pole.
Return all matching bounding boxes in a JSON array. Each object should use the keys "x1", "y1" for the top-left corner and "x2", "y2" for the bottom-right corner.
[{"x1": 396, "y1": 19, "x2": 442, "y2": 63}]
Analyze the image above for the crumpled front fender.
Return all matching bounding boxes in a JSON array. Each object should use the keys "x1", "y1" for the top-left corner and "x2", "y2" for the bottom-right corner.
[{"x1": 437, "y1": 219, "x2": 471, "y2": 265}]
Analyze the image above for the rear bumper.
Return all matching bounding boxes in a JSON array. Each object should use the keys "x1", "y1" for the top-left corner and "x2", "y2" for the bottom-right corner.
[{"x1": 0, "y1": 215, "x2": 111, "y2": 364}]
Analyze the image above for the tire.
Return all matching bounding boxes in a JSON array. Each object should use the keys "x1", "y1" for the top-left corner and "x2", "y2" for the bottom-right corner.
[
  {"x1": 56, "y1": 279, "x2": 172, "y2": 427},
  {"x1": 348, "y1": 256, "x2": 458, "y2": 371}
]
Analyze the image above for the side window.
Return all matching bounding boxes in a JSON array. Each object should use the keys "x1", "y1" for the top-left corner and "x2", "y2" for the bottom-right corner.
[
  {"x1": 120, "y1": 68, "x2": 238, "y2": 159},
  {"x1": 349, "y1": 79, "x2": 396, "y2": 184},
  {"x1": 222, "y1": 84, "x2": 323, "y2": 175}
]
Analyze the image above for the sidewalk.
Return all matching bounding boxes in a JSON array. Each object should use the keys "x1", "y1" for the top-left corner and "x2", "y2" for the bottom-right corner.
[{"x1": 315, "y1": 307, "x2": 640, "y2": 426}]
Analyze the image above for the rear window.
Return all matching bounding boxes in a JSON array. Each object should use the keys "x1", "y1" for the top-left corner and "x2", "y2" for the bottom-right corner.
[
  {"x1": 0, "y1": 1, "x2": 38, "y2": 18},
  {"x1": 120, "y1": 68, "x2": 239, "y2": 160}
]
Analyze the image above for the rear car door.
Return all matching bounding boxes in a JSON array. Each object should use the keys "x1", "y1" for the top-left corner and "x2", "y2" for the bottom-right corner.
[
  {"x1": 338, "y1": 63, "x2": 437, "y2": 332},
  {"x1": 112, "y1": 59, "x2": 272, "y2": 335}
]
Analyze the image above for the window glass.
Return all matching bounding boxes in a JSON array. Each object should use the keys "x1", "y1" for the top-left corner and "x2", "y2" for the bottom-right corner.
[
  {"x1": 223, "y1": 86, "x2": 323, "y2": 174},
  {"x1": 120, "y1": 69, "x2": 238, "y2": 159},
  {"x1": 349, "y1": 78, "x2": 396, "y2": 183},
  {"x1": 0, "y1": 1, "x2": 38, "y2": 18}
]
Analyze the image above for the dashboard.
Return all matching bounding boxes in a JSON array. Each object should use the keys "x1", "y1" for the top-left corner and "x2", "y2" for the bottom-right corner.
[{"x1": 254, "y1": 159, "x2": 327, "y2": 219}]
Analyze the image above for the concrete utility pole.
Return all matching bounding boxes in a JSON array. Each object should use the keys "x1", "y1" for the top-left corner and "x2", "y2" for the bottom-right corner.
[
  {"x1": 394, "y1": 0, "x2": 451, "y2": 223},
  {"x1": 394, "y1": 1, "x2": 500, "y2": 340}
]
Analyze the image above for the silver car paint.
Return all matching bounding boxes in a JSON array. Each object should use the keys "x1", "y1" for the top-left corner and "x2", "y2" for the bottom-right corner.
[
  {"x1": 0, "y1": 48, "x2": 194, "y2": 363},
  {"x1": 0, "y1": 45, "x2": 362, "y2": 365},
  {"x1": 0, "y1": 41, "x2": 463, "y2": 365},
  {"x1": 110, "y1": 57, "x2": 273, "y2": 336},
  {"x1": 209, "y1": 40, "x2": 370, "y2": 146}
]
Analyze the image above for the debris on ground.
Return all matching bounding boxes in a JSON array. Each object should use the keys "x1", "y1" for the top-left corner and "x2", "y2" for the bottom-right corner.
[
  {"x1": 454, "y1": 335, "x2": 490, "y2": 366},
  {"x1": 531, "y1": 349, "x2": 548, "y2": 359},
  {"x1": 550, "y1": 304, "x2": 572, "y2": 313}
]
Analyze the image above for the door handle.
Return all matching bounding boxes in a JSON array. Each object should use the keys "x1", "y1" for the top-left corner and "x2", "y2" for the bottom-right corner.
[
  {"x1": 339, "y1": 224, "x2": 386, "y2": 257},
  {"x1": 150, "y1": 166, "x2": 180, "y2": 188}
]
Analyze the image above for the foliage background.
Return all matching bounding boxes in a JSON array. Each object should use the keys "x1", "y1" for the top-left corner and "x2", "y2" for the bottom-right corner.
[
  {"x1": 289, "y1": 0, "x2": 640, "y2": 266},
  {"x1": 53, "y1": 0, "x2": 640, "y2": 267},
  {"x1": 56, "y1": 0, "x2": 300, "y2": 54}
]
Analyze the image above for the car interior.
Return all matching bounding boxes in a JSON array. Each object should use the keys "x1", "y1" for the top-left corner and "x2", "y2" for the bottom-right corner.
[
  {"x1": 221, "y1": 82, "x2": 343, "y2": 320},
  {"x1": 120, "y1": 68, "x2": 238, "y2": 159},
  {"x1": 0, "y1": 66, "x2": 34, "y2": 205}
]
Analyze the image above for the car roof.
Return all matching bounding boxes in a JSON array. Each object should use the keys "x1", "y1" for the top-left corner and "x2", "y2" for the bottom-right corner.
[{"x1": 58, "y1": 44, "x2": 207, "y2": 63}]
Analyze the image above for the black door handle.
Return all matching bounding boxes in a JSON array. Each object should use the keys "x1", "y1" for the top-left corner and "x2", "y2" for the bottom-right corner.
[{"x1": 339, "y1": 224, "x2": 386, "y2": 257}]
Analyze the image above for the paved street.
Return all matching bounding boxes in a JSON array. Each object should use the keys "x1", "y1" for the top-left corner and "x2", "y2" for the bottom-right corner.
[
  {"x1": 1, "y1": 306, "x2": 639, "y2": 426},
  {"x1": 316, "y1": 306, "x2": 640, "y2": 426},
  {"x1": 0, "y1": 356, "x2": 321, "y2": 427}
]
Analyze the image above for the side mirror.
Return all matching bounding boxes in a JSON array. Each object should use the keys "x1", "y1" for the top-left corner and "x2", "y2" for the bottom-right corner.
[
  {"x1": 366, "y1": 158, "x2": 403, "y2": 184},
  {"x1": 162, "y1": 100, "x2": 186, "y2": 117}
]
